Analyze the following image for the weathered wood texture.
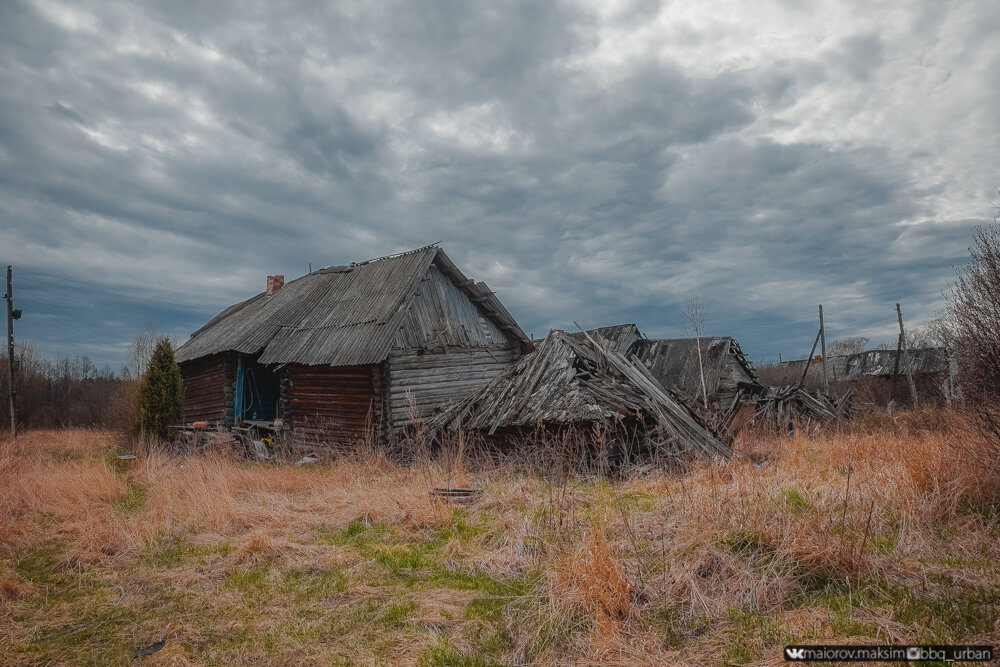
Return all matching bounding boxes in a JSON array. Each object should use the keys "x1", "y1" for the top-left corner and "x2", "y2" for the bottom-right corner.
[
  {"x1": 749, "y1": 384, "x2": 854, "y2": 430},
  {"x1": 179, "y1": 353, "x2": 235, "y2": 425},
  {"x1": 388, "y1": 344, "x2": 520, "y2": 430},
  {"x1": 717, "y1": 355, "x2": 756, "y2": 408},
  {"x1": 393, "y1": 265, "x2": 509, "y2": 351},
  {"x1": 630, "y1": 337, "x2": 759, "y2": 408},
  {"x1": 286, "y1": 364, "x2": 377, "y2": 442},
  {"x1": 429, "y1": 332, "x2": 729, "y2": 459}
]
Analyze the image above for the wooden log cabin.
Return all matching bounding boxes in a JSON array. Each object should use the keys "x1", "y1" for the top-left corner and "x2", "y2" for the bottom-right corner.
[{"x1": 174, "y1": 246, "x2": 532, "y2": 441}]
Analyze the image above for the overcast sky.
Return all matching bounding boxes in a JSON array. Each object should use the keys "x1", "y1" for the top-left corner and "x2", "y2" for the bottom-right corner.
[{"x1": 2, "y1": 0, "x2": 998, "y2": 369}]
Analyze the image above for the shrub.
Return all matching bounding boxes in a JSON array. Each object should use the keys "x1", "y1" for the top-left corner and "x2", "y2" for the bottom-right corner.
[
  {"x1": 943, "y1": 225, "x2": 1000, "y2": 464},
  {"x1": 136, "y1": 340, "x2": 183, "y2": 438}
]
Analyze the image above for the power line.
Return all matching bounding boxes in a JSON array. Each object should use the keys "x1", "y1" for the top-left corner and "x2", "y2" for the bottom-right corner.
[
  {"x1": 16, "y1": 275, "x2": 221, "y2": 312},
  {"x1": 17, "y1": 285, "x2": 208, "y2": 327},
  {"x1": 14, "y1": 295, "x2": 147, "y2": 350}
]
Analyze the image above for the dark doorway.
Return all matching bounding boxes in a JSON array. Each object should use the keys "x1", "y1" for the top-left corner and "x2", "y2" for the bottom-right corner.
[{"x1": 236, "y1": 356, "x2": 281, "y2": 422}]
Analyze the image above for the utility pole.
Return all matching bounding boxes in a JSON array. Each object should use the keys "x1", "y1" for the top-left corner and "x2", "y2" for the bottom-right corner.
[
  {"x1": 6, "y1": 266, "x2": 16, "y2": 439},
  {"x1": 818, "y1": 304, "x2": 828, "y2": 395},
  {"x1": 896, "y1": 303, "x2": 918, "y2": 407}
]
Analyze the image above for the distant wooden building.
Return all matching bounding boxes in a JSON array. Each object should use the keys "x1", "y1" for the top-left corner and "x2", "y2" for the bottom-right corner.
[
  {"x1": 174, "y1": 246, "x2": 531, "y2": 441},
  {"x1": 780, "y1": 347, "x2": 955, "y2": 405},
  {"x1": 570, "y1": 325, "x2": 760, "y2": 407},
  {"x1": 630, "y1": 337, "x2": 759, "y2": 408}
]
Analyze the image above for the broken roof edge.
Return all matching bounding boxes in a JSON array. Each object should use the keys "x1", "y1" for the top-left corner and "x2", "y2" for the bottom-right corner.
[{"x1": 725, "y1": 337, "x2": 760, "y2": 384}]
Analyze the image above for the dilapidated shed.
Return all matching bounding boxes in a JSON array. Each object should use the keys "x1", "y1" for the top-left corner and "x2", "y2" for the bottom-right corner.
[
  {"x1": 780, "y1": 347, "x2": 955, "y2": 405},
  {"x1": 781, "y1": 347, "x2": 949, "y2": 381},
  {"x1": 174, "y1": 246, "x2": 531, "y2": 441},
  {"x1": 628, "y1": 336, "x2": 760, "y2": 407},
  {"x1": 570, "y1": 325, "x2": 760, "y2": 408},
  {"x1": 429, "y1": 330, "x2": 729, "y2": 459}
]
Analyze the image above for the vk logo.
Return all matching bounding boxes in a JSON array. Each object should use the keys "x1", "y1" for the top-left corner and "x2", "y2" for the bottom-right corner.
[{"x1": 785, "y1": 647, "x2": 806, "y2": 660}]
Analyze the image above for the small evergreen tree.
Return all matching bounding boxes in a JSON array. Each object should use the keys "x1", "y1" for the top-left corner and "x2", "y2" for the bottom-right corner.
[{"x1": 136, "y1": 339, "x2": 183, "y2": 438}]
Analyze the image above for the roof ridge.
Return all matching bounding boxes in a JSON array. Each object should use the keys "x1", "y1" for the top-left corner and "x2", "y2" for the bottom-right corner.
[{"x1": 348, "y1": 243, "x2": 440, "y2": 268}]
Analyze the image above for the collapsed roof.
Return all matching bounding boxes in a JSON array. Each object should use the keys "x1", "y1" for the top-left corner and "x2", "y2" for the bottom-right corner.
[
  {"x1": 175, "y1": 246, "x2": 529, "y2": 367},
  {"x1": 429, "y1": 330, "x2": 729, "y2": 458},
  {"x1": 566, "y1": 323, "x2": 642, "y2": 355}
]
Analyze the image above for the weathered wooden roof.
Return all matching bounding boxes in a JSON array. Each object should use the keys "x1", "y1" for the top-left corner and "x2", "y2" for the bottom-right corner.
[
  {"x1": 781, "y1": 347, "x2": 949, "y2": 380},
  {"x1": 175, "y1": 246, "x2": 528, "y2": 366},
  {"x1": 628, "y1": 336, "x2": 759, "y2": 396},
  {"x1": 567, "y1": 324, "x2": 642, "y2": 355},
  {"x1": 429, "y1": 330, "x2": 729, "y2": 458}
]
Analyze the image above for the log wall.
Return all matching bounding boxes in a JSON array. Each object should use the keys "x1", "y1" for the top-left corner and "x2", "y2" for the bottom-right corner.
[
  {"x1": 179, "y1": 353, "x2": 236, "y2": 425},
  {"x1": 387, "y1": 344, "x2": 521, "y2": 431},
  {"x1": 285, "y1": 364, "x2": 378, "y2": 442}
]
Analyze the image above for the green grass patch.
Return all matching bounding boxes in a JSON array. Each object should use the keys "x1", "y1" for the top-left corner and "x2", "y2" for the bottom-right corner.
[
  {"x1": 463, "y1": 573, "x2": 537, "y2": 624},
  {"x1": 889, "y1": 577, "x2": 999, "y2": 642},
  {"x1": 280, "y1": 566, "x2": 349, "y2": 601},
  {"x1": 111, "y1": 481, "x2": 147, "y2": 514},
  {"x1": 780, "y1": 488, "x2": 813, "y2": 513},
  {"x1": 816, "y1": 583, "x2": 880, "y2": 637},
  {"x1": 612, "y1": 491, "x2": 654, "y2": 512},
  {"x1": 141, "y1": 534, "x2": 233, "y2": 567},
  {"x1": 14, "y1": 544, "x2": 66, "y2": 587},
  {"x1": 725, "y1": 606, "x2": 790, "y2": 665},
  {"x1": 6, "y1": 547, "x2": 154, "y2": 665},
  {"x1": 718, "y1": 529, "x2": 768, "y2": 559},
  {"x1": 438, "y1": 508, "x2": 491, "y2": 546},
  {"x1": 418, "y1": 634, "x2": 503, "y2": 667},
  {"x1": 220, "y1": 564, "x2": 271, "y2": 596},
  {"x1": 321, "y1": 516, "x2": 453, "y2": 578},
  {"x1": 319, "y1": 595, "x2": 417, "y2": 658}
]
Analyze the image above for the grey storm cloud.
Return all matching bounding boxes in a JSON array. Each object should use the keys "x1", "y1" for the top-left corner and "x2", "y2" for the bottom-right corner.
[{"x1": 1, "y1": 0, "x2": 999, "y2": 367}]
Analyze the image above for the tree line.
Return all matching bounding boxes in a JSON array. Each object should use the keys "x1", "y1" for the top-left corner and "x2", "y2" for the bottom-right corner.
[
  {"x1": 0, "y1": 342, "x2": 126, "y2": 429},
  {"x1": 0, "y1": 326, "x2": 180, "y2": 432}
]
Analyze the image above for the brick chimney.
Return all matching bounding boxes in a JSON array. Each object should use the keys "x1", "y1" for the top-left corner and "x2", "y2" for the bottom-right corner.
[{"x1": 266, "y1": 275, "x2": 284, "y2": 295}]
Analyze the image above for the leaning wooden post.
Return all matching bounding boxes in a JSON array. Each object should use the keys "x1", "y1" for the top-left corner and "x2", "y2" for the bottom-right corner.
[
  {"x1": 896, "y1": 303, "x2": 918, "y2": 407},
  {"x1": 818, "y1": 304, "x2": 828, "y2": 395},
  {"x1": 797, "y1": 328, "x2": 822, "y2": 390},
  {"x1": 5, "y1": 265, "x2": 15, "y2": 440}
]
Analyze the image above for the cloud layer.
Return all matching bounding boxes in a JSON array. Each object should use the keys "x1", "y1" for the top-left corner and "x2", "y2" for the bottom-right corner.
[{"x1": 2, "y1": 0, "x2": 999, "y2": 367}]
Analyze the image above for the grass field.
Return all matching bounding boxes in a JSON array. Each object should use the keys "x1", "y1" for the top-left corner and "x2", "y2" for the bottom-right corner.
[{"x1": 1, "y1": 415, "x2": 998, "y2": 665}]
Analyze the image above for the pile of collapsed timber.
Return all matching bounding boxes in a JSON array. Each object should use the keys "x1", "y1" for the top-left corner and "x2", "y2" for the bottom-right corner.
[
  {"x1": 749, "y1": 385, "x2": 854, "y2": 429},
  {"x1": 428, "y1": 330, "x2": 729, "y2": 459}
]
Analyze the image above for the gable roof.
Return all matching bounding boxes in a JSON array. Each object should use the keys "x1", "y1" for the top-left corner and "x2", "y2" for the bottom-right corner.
[{"x1": 175, "y1": 246, "x2": 528, "y2": 367}]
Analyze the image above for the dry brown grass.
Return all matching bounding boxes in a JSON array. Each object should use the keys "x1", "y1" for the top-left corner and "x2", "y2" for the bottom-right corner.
[{"x1": 0, "y1": 413, "x2": 998, "y2": 664}]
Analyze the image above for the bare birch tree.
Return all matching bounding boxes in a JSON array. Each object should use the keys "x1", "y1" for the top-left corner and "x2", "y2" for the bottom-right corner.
[
  {"x1": 123, "y1": 325, "x2": 163, "y2": 380},
  {"x1": 685, "y1": 295, "x2": 709, "y2": 408}
]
